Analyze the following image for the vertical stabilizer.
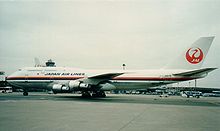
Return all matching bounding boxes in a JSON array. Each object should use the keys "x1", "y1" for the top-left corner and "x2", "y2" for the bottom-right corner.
[{"x1": 165, "y1": 37, "x2": 214, "y2": 69}]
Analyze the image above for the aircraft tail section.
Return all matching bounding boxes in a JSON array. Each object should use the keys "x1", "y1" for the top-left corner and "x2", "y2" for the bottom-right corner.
[{"x1": 165, "y1": 36, "x2": 214, "y2": 69}]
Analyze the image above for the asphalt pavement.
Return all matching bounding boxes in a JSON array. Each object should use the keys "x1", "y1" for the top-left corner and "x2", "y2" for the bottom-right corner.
[{"x1": 0, "y1": 92, "x2": 219, "y2": 131}]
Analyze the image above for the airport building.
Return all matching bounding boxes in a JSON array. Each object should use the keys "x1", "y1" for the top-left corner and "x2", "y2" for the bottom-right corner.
[
  {"x1": 0, "y1": 71, "x2": 6, "y2": 87},
  {"x1": 46, "y1": 59, "x2": 56, "y2": 67},
  {"x1": 0, "y1": 71, "x2": 5, "y2": 81}
]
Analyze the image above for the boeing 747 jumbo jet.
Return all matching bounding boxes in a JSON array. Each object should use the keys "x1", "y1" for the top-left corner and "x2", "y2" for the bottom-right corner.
[{"x1": 7, "y1": 37, "x2": 217, "y2": 97}]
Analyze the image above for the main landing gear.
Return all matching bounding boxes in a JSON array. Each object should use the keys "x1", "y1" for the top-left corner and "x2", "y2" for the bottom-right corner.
[
  {"x1": 92, "y1": 91, "x2": 106, "y2": 98},
  {"x1": 23, "y1": 90, "x2": 28, "y2": 96},
  {"x1": 81, "y1": 91, "x2": 91, "y2": 98},
  {"x1": 81, "y1": 91, "x2": 106, "y2": 98}
]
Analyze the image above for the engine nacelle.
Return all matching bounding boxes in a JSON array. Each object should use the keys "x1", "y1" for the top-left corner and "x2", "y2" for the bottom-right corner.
[
  {"x1": 68, "y1": 80, "x2": 90, "y2": 89},
  {"x1": 52, "y1": 84, "x2": 71, "y2": 93}
]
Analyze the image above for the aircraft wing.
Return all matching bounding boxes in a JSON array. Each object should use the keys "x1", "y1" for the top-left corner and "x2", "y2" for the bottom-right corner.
[
  {"x1": 173, "y1": 68, "x2": 217, "y2": 77},
  {"x1": 79, "y1": 72, "x2": 124, "y2": 85},
  {"x1": 89, "y1": 72, "x2": 124, "y2": 79}
]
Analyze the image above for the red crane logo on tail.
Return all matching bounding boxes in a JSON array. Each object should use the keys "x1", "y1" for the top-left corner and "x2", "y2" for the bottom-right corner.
[{"x1": 186, "y1": 47, "x2": 203, "y2": 64}]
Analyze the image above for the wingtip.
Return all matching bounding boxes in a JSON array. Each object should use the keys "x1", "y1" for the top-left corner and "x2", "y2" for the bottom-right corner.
[
  {"x1": 209, "y1": 36, "x2": 215, "y2": 39},
  {"x1": 201, "y1": 36, "x2": 215, "y2": 39}
]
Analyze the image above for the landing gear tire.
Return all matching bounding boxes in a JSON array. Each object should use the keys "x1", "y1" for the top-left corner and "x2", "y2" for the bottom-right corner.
[
  {"x1": 100, "y1": 91, "x2": 106, "y2": 97},
  {"x1": 81, "y1": 91, "x2": 91, "y2": 98},
  {"x1": 92, "y1": 91, "x2": 106, "y2": 98},
  {"x1": 92, "y1": 93, "x2": 98, "y2": 97},
  {"x1": 23, "y1": 91, "x2": 28, "y2": 96}
]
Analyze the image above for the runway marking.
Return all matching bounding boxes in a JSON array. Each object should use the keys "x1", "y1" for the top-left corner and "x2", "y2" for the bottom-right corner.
[
  {"x1": 208, "y1": 102, "x2": 220, "y2": 106},
  {"x1": 0, "y1": 100, "x2": 17, "y2": 103},
  {"x1": 118, "y1": 107, "x2": 147, "y2": 131}
]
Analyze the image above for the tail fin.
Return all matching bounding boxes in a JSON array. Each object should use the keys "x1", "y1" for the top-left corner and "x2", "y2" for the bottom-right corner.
[{"x1": 165, "y1": 36, "x2": 214, "y2": 69}]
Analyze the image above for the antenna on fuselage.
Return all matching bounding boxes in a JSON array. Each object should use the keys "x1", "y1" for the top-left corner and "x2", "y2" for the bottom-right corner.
[{"x1": 122, "y1": 64, "x2": 126, "y2": 70}]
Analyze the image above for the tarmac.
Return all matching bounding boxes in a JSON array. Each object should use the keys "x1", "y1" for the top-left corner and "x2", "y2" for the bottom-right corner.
[{"x1": 0, "y1": 92, "x2": 220, "y2": 131}]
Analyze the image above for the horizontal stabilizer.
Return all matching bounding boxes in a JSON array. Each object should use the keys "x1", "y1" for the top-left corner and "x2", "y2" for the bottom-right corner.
[{"x1": 173, "y1": 68, "x2": 217, "y2": 76}]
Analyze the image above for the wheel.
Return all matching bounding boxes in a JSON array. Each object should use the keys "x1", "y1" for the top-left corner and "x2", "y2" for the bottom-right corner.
[
  {"x1": 23, "y1": 91, "x2": 28, "y2": 96},
  {"x1": 92, "y1": 91, "x2": 106, "y2": 98},
  {"x1": 92, "y1": 93, "x2": 98, "y2": 97},
  {"x1": 101, "y1": 92, "x2": 106, "y2": 97},
  {"x1": 81, "y1": 91, "x2": 91, "y2": 98}
]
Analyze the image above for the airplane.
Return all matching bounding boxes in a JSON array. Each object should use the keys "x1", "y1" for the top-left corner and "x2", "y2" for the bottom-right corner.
[{"x1": 6, "y1": 37, "x2": 217, "y2": 97}]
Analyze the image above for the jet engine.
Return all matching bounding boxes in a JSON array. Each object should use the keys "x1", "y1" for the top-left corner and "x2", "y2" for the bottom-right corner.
[
  {"x1": 68, "y1": 80, "x2": 90, "y2": 89},
  {"x1": 52, "y1": 84, "x2": 71, "y2": 93}
]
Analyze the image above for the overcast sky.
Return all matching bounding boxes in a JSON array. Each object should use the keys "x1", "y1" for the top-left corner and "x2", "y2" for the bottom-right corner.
[{"x1": 0, "y1": 0, "x2": 220, "y2": 87}]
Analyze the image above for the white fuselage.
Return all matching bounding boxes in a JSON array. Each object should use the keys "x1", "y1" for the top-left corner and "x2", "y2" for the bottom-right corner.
[{"x1": 7, "y1": 67, "x2": 201, "y2": 91}]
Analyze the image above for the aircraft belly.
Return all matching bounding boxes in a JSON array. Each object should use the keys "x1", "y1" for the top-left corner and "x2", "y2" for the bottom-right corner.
[
  {"x1": 9, "y1": 81, "x2": 51, "y2": 90},
  {"x1": 111, "y1": 80, "x2": 173, "y2": 90}
]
